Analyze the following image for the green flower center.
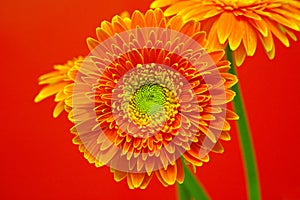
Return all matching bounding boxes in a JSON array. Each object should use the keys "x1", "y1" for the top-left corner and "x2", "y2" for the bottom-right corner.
[
  {"x1": 113, "y1": 64, "x2": 181, "y2": 130},
  {"x1": 133, "y1": 84, "x2": 166, "y2": 115}
]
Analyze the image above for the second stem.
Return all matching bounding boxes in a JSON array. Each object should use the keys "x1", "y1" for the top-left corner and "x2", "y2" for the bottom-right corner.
[{"x1": 226, "y1": 45, "x2": 261, "y2": 200}]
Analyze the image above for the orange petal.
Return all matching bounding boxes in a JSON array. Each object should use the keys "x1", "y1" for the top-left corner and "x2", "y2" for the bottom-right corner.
[
  {"x1": 185, "y1": 6, "x2": 221, "y2": 22},
  {"x1": 38, "y1": 75, "x2": 66, "y2": 85},
  {"x1": 219, "y1": 131, "x2": 231, "y2": 141},
  {"x1": 209, "y1": 50, "x2": 225, "y2": 63},
  {"x1": 259, "y1": 30, "x2": 274, "y2": 52},
  {"x1": 100, "y1": 20, "x2": 114, "y2": 36},
  {"x1": 53, "y1": 100, "x2": 65, "y2": 118},
  {"x1": 284, "y1": 27, "x2": 298, "y2": 41},
  {"x1": 112, "y1": 21, "x2": 128, "y2": 34},
  {"x1": 233, "y1": 43, "x2": 247, "y2": 66},
  {"x1": 217, "y1": 12, "x2": 235, "y2": 44},
  {"x1": 155, "y1": 171, "x2": 168, "y2": 187},
  {"x1": 223, "y1": 73, "x2": 238, "y2": 88},
  {"x1": 267, "y1": 45, "x2": 275, "y2": 60},
  {"x1": 228, "y1": 18, "x2": 244, "y2": 51},
  {"x1": 182, "y1": 152, "x2": 203, "y2": 166},
  {"x1": 242, "y1": 21, "x2": 258, "y2": 56},
  {"x1": 153, "y1": 8, "x2": 164, "y2": 25},
  {"x1": 191, "y1": 31, "x2": 206, "y2": 46},
  {"x1": 164, "y1": 1, "x2": 195, "y2": 16},
  {"x1": 113, "y1": 170, "x2": 127, "y2": 182},
  {"x1": 86, "y1": 37, "x2": 100, "y2": 51},
  {"x1": 176, "y1": 159, "x2": 184, "y2": 184},
  {"x1": 127, "y1": 173, "x2": 135, "y2": 189},
  {"x1": 250, "y1": 18, "x2": 268, "y2": 37},
  {"x1": 167, "y1": 15, "x2": 183, "y2": 31},
  {"x1": 140, "y1": 173, "x2": 154, "y2": 189},
  {"x1": 96, "y1": 27, "x2": 111, "y2": 43},
  {"x1": 131, "y1": 10, "x2": 146, "y2": 28},
  {"x1": 145, "y1": 9, "x2": 157, "y2": 27},
  {"x1": 38, "y1": 71, "x2": 62, "y2": 81},
  {"x1": 34, "y1": 82, "x2": 68, "y2": 103},
  {"x1": 129, "y1": 173, "x2": 145, "y2": 188},
  {"x1": 179, "y1": 20, "x2": 197, "y2": 37},
  {"x1": 271, "y1": 13, "x2": 300, "y2": 31},
  {"x1": 54, "y1": 89, "x2": 68, "y2": 102},
  {"x1": 226, "y1": 109, "x2": 239, "y2": 120},
  {"x1": 265, "y1": 18, "x2": 290, "y2": 47},
  {"x1": 244, "y1": 11, "x2": 262, "y2": 20},
  {"x1": 211, "y1": 141, "x2": 224, "y2": 153},
  {"x1": 158, "y1": 163, "x2": 177, "y2": 185},
  {"x1": 207, "y1": 16, "x2": 225, "y2": 50},
  {"x1": 203, "y1": 8, "x2": 223, "y2": 19}
]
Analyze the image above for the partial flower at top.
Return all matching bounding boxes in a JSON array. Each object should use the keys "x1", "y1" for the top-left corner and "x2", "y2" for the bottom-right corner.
[
  {"x1": 35, "y1": 8, "x2": 238, "y2": 189},
  {"x1": 151, "y1": 0, "x2": 300, "y2": 66}
]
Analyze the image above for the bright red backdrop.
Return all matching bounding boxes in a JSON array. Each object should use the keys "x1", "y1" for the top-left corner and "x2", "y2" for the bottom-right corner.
[{"x1": 1, "y1": 0, "x2": 300, "y2": 199}]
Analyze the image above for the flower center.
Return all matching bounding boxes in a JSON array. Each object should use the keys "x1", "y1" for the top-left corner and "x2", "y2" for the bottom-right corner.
[
  {"x1": 112, "y1": 63, "x2": 182, "y2": 137},
  {"x1": 128, "y1": 83, "x2": 177, "y2": 127},
  {"x1": 132, "y1": 84, "x2": 166, "y2": 116}
]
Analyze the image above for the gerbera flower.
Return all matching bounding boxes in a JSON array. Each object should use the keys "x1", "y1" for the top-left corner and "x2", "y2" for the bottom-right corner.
[
  {"x1": 35, "y1": 8, "x2": 238, "y2": 189},
  {"x1": 151, "y1": 0, "x2": 300, "y2": 66},
  {"x1": 34, "y1": 57, "x2": 82, "y2": 117}
]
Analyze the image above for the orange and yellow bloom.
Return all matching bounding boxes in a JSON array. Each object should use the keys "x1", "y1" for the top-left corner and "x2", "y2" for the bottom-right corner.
[
  {"x1": 35, "y1": 9, "x2": 238, "y2": 189},
  {"x1": 151, "y1": 0, "x2": 300, "y2": 66}
]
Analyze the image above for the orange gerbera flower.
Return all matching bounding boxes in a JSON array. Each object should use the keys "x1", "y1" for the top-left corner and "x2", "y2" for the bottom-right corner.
[
  {"x1": 35, "y1": 8, "x2": 238, "y2": 189},
  {"x1": 151, "y1": 0, "x2": 300, "y2": 66},
  {"x1": 34, "y1": 57, "x2": 81, "y2": 117}
]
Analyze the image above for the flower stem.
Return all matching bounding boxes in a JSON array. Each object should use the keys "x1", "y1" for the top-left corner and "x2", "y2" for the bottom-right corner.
[
  {"x1": 177, "y1": 159, "x2": 210, "y2": 200},
  {"x1": 225, "y1": 45, "x2": 261, "y2": 200}
]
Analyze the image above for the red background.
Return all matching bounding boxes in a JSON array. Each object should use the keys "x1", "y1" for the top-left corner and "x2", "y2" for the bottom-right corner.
[{"x1": 1, "y1": 0, "x2": 300, "y2": 199}]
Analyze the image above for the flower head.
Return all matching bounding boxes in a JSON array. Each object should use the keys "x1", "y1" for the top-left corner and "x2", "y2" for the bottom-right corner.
[
  {"x1": 35, "y1": 8, "x2": 238, "y2": 189},
  {"x1": 151, "y1": 0, "x2": 300, "y2": 66}
]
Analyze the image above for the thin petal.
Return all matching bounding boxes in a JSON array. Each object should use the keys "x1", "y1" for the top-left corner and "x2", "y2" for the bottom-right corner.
[
  {"x1": 259, "y1": 30, "x2": 274, "y2": 52},
  {"x1": 265, "y1": 18, "x2": 290, "y2": 47},
  {"x1": 271, "y1": 13, "x2": 300, "y2": 31},
  {"x1": 86, "y1": 37, "x2": 100, "y2": 51},
  {"x1": 140, "y1": 173, "x2": 153, "y2": 189},
  {"x1": 158, "y1": 163, "x2": 177, "y2": 185},
  {"x1": 129, "y1": 173, "x2": 145, "y2": 188},
  {"x1": 233, "y1": 44, "x2": 247, "y2": 66},
  {"x1": 53, "y1": 101, "x2": 65, "y2": 118},
  {"x1": 34, "y1": 82, "x2": 68, "y2": 103},
  {"x1": 217, "y1": 12, "x2": 235, "y2": 44},
  {"x1": 226, "y1": 109, "x2": 239, "y2": 120},
  {"x1": 96, "y1": 27, "x2": 111, "y2": 43},
  {"x1": 250, "y1": 18, "x2": 269, "y2": 37},
  {"x1": 113, "y1": 170, "x2": 127, "y2": 182},
  {"x1": 228, "y1": 18, "x2": 244, "y2": 51},
  {"x1": 176, "y1": 159, "x2": 184, "y2": 184},
  {"x1": 145, "y1": 9, "x2": 157, "y2": 27},
  {"x1": 131, "y1": 10, "x2": 146, "y2": 28},
  {"x1": 242, "y1": 21, "x2": 258, "y2": 56},
  {"x1": 164, "y1": 1, "x2": 195, "y2": 16}
]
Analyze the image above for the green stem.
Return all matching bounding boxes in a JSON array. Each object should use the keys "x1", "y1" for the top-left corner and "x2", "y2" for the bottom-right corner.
[
  {"x1": 225, "y1": 45, "x2": 261, "y2": 200},
  {"x1": 177, "y1": 159, "x2": 210, "y2": 200}
]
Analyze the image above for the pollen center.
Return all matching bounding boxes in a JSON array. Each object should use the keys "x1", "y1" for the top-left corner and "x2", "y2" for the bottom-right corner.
[
  {"x1": 112, "y1": 63, "x2": 183, "y2": 137},
  {"x1": 133, "y1": 84, "x2": 165, "y2": 115},
  {"x1": 128, "y1": 83, "x2": 177, "y2": 128}
]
